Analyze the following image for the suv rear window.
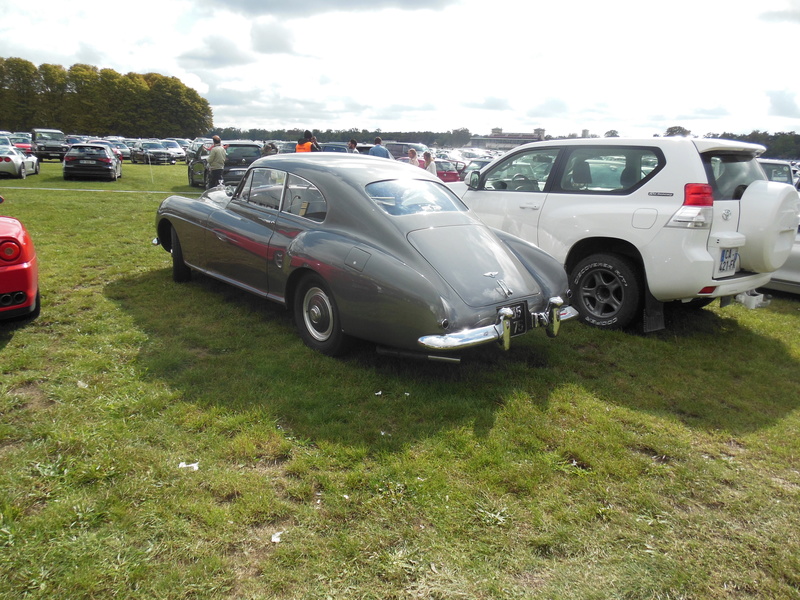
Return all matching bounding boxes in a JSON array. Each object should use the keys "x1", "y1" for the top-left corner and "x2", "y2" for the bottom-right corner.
[{"x1": 702, "y1": 151, "x2": 766, "y2": 200}]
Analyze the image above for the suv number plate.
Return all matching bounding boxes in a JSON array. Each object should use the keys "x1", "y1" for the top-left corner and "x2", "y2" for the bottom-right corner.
[
  {"x1": 502, "y1": 302, "x2": 529, "y2": 336},
  {"x1": 717, "y1": 248, "x2": 739, "y2": 277}
]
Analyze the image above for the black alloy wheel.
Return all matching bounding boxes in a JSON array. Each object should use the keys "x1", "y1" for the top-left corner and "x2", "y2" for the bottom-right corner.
[{"x1": 570, "y1": 253, "x2": 642, "y2": 329}]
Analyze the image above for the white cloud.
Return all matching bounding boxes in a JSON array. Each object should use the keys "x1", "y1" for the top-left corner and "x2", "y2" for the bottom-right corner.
[{"x1": 3, "y1": 0, "x2": 800, "y2": 138}]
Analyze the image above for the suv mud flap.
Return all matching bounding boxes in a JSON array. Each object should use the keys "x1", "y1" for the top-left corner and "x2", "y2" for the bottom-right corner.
[{"x1": 642, "y1": 288, "x2": 665, "y2": 333}]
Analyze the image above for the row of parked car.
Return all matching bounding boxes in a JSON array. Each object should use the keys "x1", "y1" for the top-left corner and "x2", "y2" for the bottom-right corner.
[
  {"x1": 3, "y1": 133, "x2": 799, "y2": 362},
  {"x1": 146, "y1": 136, "x2": 800, "y2": 363}
]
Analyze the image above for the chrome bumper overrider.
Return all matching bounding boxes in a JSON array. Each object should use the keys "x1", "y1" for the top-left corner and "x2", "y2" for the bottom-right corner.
[{"x1": 418, "y1": 296, "x2": 579, "y2": 352}]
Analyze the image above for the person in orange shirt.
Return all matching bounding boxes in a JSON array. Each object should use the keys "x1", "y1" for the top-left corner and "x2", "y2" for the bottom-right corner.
[{"x1": 296, "y1": 130, "x2": 320, "y2": 152}]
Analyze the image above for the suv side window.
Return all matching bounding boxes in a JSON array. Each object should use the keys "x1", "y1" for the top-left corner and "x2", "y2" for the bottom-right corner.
[
  {"x1": 557, "y1": 147, "x2": 663, "y2": 193},
  {"x1": 703, "y1": 152, "x2": 766, "y2": 200},
  {"x1": 484, "y1": 148, "x2": 559, "y2": 192}
]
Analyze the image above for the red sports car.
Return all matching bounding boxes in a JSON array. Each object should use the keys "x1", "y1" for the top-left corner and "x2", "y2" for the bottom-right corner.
[{"x1": 0, "y1": 194, "x2": 40, "y2": 321}]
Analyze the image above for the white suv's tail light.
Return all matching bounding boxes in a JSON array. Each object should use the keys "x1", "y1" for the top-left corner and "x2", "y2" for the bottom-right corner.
[{"x1": 666, "y1": 183, "x2": 713, "y2": 229}]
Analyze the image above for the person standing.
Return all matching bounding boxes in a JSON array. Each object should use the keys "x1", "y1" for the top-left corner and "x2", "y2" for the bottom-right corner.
[
  {"x1": 347, "y1": 139, "x2": 360, "y2": 154},
  {"x1": 368, "y1": 137, "x2": 392, "y2": 159},
  {"x1": 206, "y1": 136, "x2": 226, "y2": 189},
  {"x1": 423, "y1": 151, "x2": 436, "y2": 175},
  {"x1": 407, "y1": 148, "x2": 420, "y2": 167},
  {"x1": 296, "y1": 130, "x2": 321, "y2": 152}
]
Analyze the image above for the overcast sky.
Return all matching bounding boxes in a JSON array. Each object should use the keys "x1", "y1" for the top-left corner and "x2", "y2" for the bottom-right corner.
[{"x1": 3, "y1": 0, "x2": 800, "y2": 138}]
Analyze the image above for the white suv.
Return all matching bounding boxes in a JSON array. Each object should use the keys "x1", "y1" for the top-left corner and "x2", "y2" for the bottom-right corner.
[{"x1": 455, "y1": 137, "x2": 799, "y2": 331}]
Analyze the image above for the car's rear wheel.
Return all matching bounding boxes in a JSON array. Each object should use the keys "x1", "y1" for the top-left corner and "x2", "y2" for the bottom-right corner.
[
  {"x1": 17, "y1": 165, "x2": 26, "y2": 179},
  {"x1": 293, "y1": 274, "x2": 350, "y2": 356},
  {"x1": 170, "y1": 226, "x2": 192, "y2": 283},
  {"x1": 570, "y1": 253, "x2": 641, "y2": 329}
]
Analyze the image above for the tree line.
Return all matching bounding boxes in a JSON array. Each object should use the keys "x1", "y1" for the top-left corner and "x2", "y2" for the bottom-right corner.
[
  {"x1": 4, "y1": 56, "x2": 800, "y2": 158},
  {"x1": 210, "y1": 126, "x2": 475, "y2": 149},
  {"x1": 0, "y1": 57, "x2": 213, "y2": 138},
  {"x1": 619, "y1": 126, "x2": 800, "y2": 160}
]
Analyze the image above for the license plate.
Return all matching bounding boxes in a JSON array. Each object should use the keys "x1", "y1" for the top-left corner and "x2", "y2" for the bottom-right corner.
[
  {"x1": 501, "y1": 301, "x2": 529, "y2": 336},
  {"x1": 80, "y1": 160, "x2": 95, "y2": 164},
  {"x1": 717, "y1": 248, "x2": 739, "y2": 276}
]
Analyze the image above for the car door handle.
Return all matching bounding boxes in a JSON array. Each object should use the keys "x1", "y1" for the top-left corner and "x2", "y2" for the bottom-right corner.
[
  {"x1": 519, "y1": 203, "x2": 540, "y2": 210},
  {"x1": 258, "y1": 217, "x2": 276, "y2": 225}
]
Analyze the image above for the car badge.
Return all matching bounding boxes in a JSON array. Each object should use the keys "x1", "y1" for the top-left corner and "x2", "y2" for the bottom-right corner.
[
  {"x1": 722, "y1": 209, "x2": 732, "y2": 221},
  {"x1": 483, "y1": 271, "x2": 498, "y2": 278}
]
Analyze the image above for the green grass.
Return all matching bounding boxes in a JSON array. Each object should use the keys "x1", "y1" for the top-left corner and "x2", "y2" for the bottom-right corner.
[{"x1": 1, "y1": 161, "x2": 799, "y2": 599}]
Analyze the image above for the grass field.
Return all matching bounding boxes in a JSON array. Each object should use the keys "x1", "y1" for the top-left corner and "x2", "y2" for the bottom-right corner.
[{"x1": 1, "y1": 161, "x2": 799, "y2": 599}]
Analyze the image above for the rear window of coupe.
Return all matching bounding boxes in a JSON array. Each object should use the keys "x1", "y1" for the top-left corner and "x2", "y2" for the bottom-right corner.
[{"x1": 366, "y1": 179, "x2": 467, "y2": 215}]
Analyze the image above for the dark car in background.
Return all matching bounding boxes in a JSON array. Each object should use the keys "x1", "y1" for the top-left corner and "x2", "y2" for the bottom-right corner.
[
  {"x1": 187, "y1": 140, "x2": 262, "y2": 188},
  {"x1": 63, "y1": 143, "x2": 122, "y2": 181},
  {"x1": 31, "y1": 128, "x2": 69, "y2": 161},
  {"x1": 319, "y1": 142, "x2": 350, "y2": 153},
  {"x1": 130, "y1": 140, "x2": 174, "y2": 164}
]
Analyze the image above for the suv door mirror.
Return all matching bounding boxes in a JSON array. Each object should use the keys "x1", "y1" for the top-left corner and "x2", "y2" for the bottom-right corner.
[{"x1": 467, "y1": 170, "x2": 481, "y2": 190}]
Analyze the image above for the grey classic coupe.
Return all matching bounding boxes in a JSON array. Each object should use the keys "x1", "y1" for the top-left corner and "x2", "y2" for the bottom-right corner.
[{"x1": 154, "y1": 153, "x2": 577, "y2": 361}]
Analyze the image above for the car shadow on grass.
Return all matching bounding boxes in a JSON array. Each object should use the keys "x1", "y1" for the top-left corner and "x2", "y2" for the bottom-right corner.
[{"x1": 104, "y1": 269, "x2": 800, "y2": 450}]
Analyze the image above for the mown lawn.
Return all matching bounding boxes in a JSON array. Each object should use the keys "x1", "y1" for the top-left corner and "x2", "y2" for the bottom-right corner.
[{"x1": 1, "y1": 161, "x2": 799, "y2": 599}]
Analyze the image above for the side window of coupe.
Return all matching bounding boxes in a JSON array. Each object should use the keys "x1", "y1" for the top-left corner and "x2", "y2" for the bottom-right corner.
[
  {"x1": 484, "y1": 149, "x2": 559, "y2": 192},
  {"x1": 283, "y1": 174, "x2": 328, "y2": 222},
  {"x1": 239, "y1": 168, "x2": 286, "y2": 209}
]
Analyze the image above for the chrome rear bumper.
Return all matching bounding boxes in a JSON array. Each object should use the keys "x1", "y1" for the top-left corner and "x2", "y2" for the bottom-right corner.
[{"x1": 418, "y1": 296, "x2": 578, "y2": 352}]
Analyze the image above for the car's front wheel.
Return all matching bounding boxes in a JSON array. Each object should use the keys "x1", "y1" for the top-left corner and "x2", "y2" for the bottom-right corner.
[
  {"x1": 293, "y1": 274, "x2": 350, "y2": 356},
  {"x1": 170, "y1": 226, "x2": 192, "y2": 283},
  {"x1": 570, "y1": 253, "x2": 641, "y2": 329}
]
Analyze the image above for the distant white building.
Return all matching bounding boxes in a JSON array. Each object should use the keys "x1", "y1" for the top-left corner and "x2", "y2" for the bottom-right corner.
[
  {"x1": 469, "y1": 128, "x2": 546, "y2": 150},
  {"x1": 470, "y1": 128, "x2": 595, "y2": 150}
]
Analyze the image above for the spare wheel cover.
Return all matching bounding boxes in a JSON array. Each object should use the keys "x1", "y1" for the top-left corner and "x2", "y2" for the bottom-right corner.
[{"x1": 738, "y1": 181, "x2": 800, "y2": 273}]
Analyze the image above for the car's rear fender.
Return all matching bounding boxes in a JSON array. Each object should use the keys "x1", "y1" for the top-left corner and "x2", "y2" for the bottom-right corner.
[
  {"x1": 564, "y1": 237, "x2": 644, "y2": 280},
  {"x1": 285, "y1": 239, "x2": 460, "y2": 350}
]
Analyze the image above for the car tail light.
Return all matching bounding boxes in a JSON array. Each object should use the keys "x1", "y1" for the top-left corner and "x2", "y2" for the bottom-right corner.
[
  {"x1": 63, "y1": 155, "x2": 77, "y2": 162},
  {"x1": 98, "y1": 157, "x2": 112, "y2": 164},
  {"x1": 684, "y1": 184, "x2": 713, "y2": 206},
  {"x1": 0, "y1": 157, "x2": 10, "y2": 163},
  {"x1": 698, "y1": 286, "x2": 716, "y2": 294},
  {"x1": 1, "y1": 240, "x2": 22, "y2": 262},
  {"x1": 666, "y1": 183, "x2": 714, "y2": 229}
]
